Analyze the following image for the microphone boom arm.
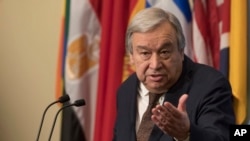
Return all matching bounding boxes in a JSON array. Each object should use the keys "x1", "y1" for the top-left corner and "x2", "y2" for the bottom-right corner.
[
  {"x1": 48, "y1": 99, "x2": 85, "y2": 141},
  {"x1": 36, "y1": 95, "x2": 70, "y2": 141}
]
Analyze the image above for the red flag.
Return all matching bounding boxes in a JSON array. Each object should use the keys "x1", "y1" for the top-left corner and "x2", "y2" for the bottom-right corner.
[{"x1": 93, "y1": 0, "x2": 133, "y2": 141}]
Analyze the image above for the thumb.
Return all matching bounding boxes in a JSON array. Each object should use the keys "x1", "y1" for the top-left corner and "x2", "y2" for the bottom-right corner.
[{"x1": 178, "y1": 94, "x2": 188, "y2": 112}]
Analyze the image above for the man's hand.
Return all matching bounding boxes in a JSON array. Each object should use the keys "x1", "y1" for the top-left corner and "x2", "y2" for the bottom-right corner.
[{"x1": 151, "y1": 94, "x2": 190, "y2": 141}]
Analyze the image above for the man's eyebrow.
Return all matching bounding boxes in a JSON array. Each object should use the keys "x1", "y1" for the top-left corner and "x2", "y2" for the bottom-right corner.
[
  {"x1": 159, "y1": 42, "x2": 173, "y2": 49},
  {"x1": 162, "y1": 41, "x2": 172, "y2": 46},
  {"x1": 136, "y1": 45, "x2": 149, "y2": 50}
]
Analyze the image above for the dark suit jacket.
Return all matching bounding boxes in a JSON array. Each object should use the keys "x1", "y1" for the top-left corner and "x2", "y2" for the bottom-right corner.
[{"x1": 113, "y1": 56, "x2": 235, "y2": 141}]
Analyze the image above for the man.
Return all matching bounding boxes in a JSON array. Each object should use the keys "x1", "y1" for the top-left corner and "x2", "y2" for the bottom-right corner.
[{"x1": 113, "y1": 7, "x2": 235, "y2": 141}]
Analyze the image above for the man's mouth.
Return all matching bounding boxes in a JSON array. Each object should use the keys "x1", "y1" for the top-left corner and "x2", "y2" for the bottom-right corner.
[{"x1": 149, "y1": 74, "x2": 164, "y2": 81}]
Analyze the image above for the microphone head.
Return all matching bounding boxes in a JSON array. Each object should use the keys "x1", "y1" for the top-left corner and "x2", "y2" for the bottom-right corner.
[
  {"x1": 74, "y1": 99, "x2": 86, "y2": 107},
  {"x1": 58, "y1": 95, "x2": 70, "y2": 103}
]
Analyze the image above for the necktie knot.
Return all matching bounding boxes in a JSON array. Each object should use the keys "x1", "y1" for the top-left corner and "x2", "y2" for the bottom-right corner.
[{"x1": 148, "y1": 93, "x2": 162, "y2": 106}]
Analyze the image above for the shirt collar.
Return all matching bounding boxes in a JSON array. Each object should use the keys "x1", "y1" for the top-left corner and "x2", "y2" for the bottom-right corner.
[
  {"x1": 139, "y1": 82, "x2": 168, "y2": 96},
  {"x1": 139, "y1": 82, "x2": 149, "y2": 97}
]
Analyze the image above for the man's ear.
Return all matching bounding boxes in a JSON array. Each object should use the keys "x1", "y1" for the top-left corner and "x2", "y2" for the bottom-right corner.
[
  {"x1": 181, "y1": 51, "x2": 185, "y2": 61},
  {"x1": 129, "y1": 53, "x2": 134, "y2": 65},
  {"x1": 179, "y1": 48, "x2": 184, "y2": 61}
]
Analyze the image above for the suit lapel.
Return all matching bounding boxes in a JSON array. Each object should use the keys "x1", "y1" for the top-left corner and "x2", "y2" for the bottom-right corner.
[
  {"x1": 164, "y1": 56, "x2": 193, "y2": 107},
  {"x1": 128, "y1": 74, "x2": 139, "y2": 141},
  {"x1": 130, "y1": 94, "x2": 137, "y2": 141}
]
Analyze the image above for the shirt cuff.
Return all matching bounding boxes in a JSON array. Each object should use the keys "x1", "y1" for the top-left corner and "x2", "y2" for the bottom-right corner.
[{"x1": 173, "y1": 134, "x2": 190, "y2": 141}]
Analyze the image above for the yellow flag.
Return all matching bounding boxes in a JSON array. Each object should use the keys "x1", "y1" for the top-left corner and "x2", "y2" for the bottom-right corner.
[{"x1": 229, "y1": 0, "x2": 247, "y2": 124}]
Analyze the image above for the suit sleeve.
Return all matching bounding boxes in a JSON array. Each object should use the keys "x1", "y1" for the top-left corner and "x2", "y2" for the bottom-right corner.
[{"x1": 187, "y1": 72, "x2": 235, "y2": 141}]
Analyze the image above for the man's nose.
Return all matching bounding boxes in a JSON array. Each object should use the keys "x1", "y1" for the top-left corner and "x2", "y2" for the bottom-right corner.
[{"x1": 149, "y1": 53, "x2": 162, "y2": 69}]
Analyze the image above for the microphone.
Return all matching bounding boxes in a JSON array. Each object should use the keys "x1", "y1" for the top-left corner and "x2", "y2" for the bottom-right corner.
[
  {"x1": 48, "y1": 99, "x2": 86, "y2": 141},
  {"x1": 36, "y1": 94, "x2": 70, "y2": 141}
]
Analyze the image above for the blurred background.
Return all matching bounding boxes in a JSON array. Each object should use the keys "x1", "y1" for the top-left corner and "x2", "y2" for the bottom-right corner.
[
  {"x1": 0, "y1": 0, "x2": 249, "y2": 141},
  {"x1": 0, "y1": 0, "x2": 61, "y2": 140}
]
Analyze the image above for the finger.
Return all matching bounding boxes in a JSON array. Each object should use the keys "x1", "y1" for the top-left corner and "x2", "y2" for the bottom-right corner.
[
  {"x1": 158, "y1": 119, "x2": 175, "y2": 135},
  {"x1": 152, "y1": 106, "x2": 169, "y2": 126},
  {"x1": 163, "y1": 102, "x2": 180, "y2": 118},
  {"x1": 151, "y1": 106, "x2": 163, "y2": 122},
  {"x1": 151, "y1": 114, "x2": 160, "y2": 124},
  {"x1": 178, "y1": 94, "x2": 188, "y2": 112},
  {"x1": 156, "y1": 104, "x2": 168, "y2": 113}
]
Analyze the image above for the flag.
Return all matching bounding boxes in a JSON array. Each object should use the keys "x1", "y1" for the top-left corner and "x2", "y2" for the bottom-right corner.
[
  {"x1": 57, "y1": 0, "x2": 135, "y2": 141},
  {"x1": 193, "y1": 0, "x2": 217, "y2": 68},
  {"x1": 193, "y1": 0, "x2": 247, "y2": 124},
  {"x1": 93, "y1": 0, "x2": 132, "y2": 140},
  {"x1": 193, "y1": 0, "x2": 231, "y2": 76},
  {"x1": 229, "y1": 0, "x2": 247, "y2": 124},
  {"x1": 56, "y1": 0, "x2": 101, "y2": 140}
]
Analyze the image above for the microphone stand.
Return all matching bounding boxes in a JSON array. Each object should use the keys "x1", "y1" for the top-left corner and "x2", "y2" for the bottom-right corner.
[
  {"x1": 48, "y1": 99, "x2": 85, "y2": 141},
  {"x1": 36, "y1": 95, "x2": 69, "y2": 141}
]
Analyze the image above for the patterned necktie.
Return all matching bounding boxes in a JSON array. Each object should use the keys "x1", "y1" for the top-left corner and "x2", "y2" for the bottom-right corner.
[{"x1": 137, "y1": 93, "x2": 162, "y2": 141}]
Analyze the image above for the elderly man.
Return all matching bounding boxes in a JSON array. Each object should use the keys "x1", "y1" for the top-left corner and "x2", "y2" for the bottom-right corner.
[{"x1": 113, "y1": 7, "x2": 235, "y2": 141}]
